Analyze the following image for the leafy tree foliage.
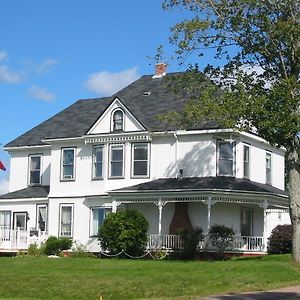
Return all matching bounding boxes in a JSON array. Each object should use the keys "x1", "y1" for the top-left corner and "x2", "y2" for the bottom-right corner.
[
  {"x1": 161, "y1": 0, "x2": 300, "y2": 261},
  {"x1": 179, "y1": 227, "x2": 203, "y2": 259},
  {"x1": 268, "y1": 224, "x2": 292, "y2": 254},
  {"x1": 98, "y1": 209, "x2": 149, "y2": 256}
]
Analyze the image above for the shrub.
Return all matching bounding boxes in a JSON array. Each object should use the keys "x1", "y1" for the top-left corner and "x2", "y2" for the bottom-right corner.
[
  {"x1": 268, "y1": 224, "x2": 292, "y2": 254},
  {"x1": 209, "y1": 224, "x2": 235, "y2": 259},
  {"x1": 27, "y1": 243, "x2": 45, "y2": 256},
  {"x1": 70, "y1": 242, "x2": 95, "y2": 258},
  {"x1": 178, "y1": 227, "x2": 203, "y2": 259},
  {"x1": 99, "y1": 209, "x2": 149, "y2": 256},
  {"x1": 44, "y1": 236, "x2": 73, "y2": 256}
]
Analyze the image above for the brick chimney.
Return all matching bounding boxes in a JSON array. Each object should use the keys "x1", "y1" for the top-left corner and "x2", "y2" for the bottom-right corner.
[
  {"x1": 152, "y1": 63, "x2": 167, "y2": 78},
  {"x1": 169, "y1": 202, "x2": 193, "y2": 234}
]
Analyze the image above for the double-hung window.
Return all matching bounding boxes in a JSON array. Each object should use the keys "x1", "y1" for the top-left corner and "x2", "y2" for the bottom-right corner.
[
  {"x1": 0, "y1": 211, "x2": 11, "y2": 230},
  {"x1": 29, "y1": 155, "x2": 41, "y2": 185},
  {"x1": 217, "y1": 140, "x2": 235, "y2": 176},
  {"x1": 59, "y1": 204, "x2": 73, "y2": 237},
  {"x1": 132, "y1": 143, "x2": 149, "y2": 177},
  {"x1": 243, "y1": 145, "x2": 250, "y2": 179},
  {"x1": 37, "y1": 204, "x2": 47, "y2": 232},
  {"x1": 110, "y1": 145, "x2": 124, "y2": 178},
  {"x1": 92, "y1": 145, "x2": 103, "y2": 179},
  {"x1": 61, "y1": 148, "x2": 75, "y2": 180},
  {"x1": 90, "y1": 207, "x2": 111, "y2": 236},
  {"x1": 266, "y1": 152, "x2": 272, "y2": 184}
]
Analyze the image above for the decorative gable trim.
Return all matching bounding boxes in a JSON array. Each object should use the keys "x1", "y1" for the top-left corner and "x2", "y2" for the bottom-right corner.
[
  {"x1": 87, "y1": 97, "x2": 146, "y2": 135},
  {"x1": 84, "y1": 133, "x2": 151, "y2": 144}
]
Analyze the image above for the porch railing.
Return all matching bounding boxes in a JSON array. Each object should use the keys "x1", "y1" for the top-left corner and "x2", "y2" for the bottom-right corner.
[
  {"x1": 147, "y1": 234, "x2": 265, "y2": 252},
  {"x1": 0, "y1": 229, "x2": 48, "y2": 251}
]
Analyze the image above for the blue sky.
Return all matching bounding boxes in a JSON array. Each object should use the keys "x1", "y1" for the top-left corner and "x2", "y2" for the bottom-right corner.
[{"x1": 0, "y1": 0, "x2": 216, "y2": 193}]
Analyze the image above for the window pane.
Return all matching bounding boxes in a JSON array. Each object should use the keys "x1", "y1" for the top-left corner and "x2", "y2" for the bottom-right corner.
[
  {"x1": 30, "y1": 170, "x2": 40, "y2": 184},
  {"x1": 243, "y1": 146, "x2": 250, "y2": 178},
  {"x1": 219, "y1": 160, "x2": 233, "y2": 176},
  {"x1": 134, "y1": 161, "x2": 147, "y2": 176},
  {"x1": 94, "y1": 163, "x2": 103, "y2": 178},
  {"x1": 63, "y1": 165, "x2": 74, "y2": 177},
  {"x1": 112, "y1": 148, "x2": 123, "y2": 161},
  {"x1": 244, "y1": 162, "x2": 249, "y2": 178},
  {"x1": 31, "y1": 156, "x2": 40, "y2": 170},
  {"x1": 219, "y1": 142, "x2": 233, "y2": 159},
  {"x1": 93, "y1": 146, "x2": 103, "y2": 178},
  {"x1": 0, "y1": 211, "x2": 11, "y2": 229},
  {"x1": 111, "y1": 162, "x2": 123, "y2": 177},
  {"x1": 63, "y1": 150, "x2": 74, "y2": 164},
  {"x1": 134, "y1": 145, "x2": 147, "y2": 160},
  {"x1": 95, "y1": 147, "x2": 103, "y2": 162}
]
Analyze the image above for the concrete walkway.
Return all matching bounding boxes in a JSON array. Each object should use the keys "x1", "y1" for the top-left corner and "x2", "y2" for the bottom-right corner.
[{"x1": 202, "y1": 285, "x2": 300, "y2": 300}]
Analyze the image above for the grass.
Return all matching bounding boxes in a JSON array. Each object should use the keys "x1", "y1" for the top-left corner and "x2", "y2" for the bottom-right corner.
[{"x1": 0, "y1": 254, "x2": 299, "y2": 299}]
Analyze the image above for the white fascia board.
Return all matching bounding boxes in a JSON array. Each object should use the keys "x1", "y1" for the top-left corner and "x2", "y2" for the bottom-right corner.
[
  {"x1": 4, "y1": 145, "x2": 52, "y2": 151},
  {"x1": 41, "y1": 136, "x2": 84, "y2": 144},
  {"x1": 87, "y1": 97, "x2": 146, "y2": 134},
  {"x1": 0, "y1": 197, "x2": 49, "y2": 203}
]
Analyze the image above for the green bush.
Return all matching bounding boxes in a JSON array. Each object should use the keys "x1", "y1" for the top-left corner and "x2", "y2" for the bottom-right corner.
[
  {"x1": 99, "y1": 209, "x2": 149, "y2": 256},
  {"x1": 178, "y1": 227, "x2": 203, "y2": 259},
  {"x1": 209, "y1": 224, "x2": 235, "y2": 259},
  {"x1": 27, "y1": 243, "x2": 45, "y2": 256},
  {"x1": 268, "y1": 224, "x2": 292, "y2": 254},
  {"x1": 44, "y1": 236, "x2": 73, "y2": 256}
]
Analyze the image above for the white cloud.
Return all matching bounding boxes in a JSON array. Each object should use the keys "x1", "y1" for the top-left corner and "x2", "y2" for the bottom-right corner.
[
  {"x1": 0, "y1": 178, "x2": 9, "y2": 195},
  {"x1": 0, "y1": 65, "x2": 24, "y2": 84},
  {"x1": 84, "y1": 67, "x2": 140, "y2": 96},
  {"x1": 35, "y1": 58, "x2": 58, "y2": 76},
  {"x1": 27, "y1": 85, "x2": 55, "y2": 102},
  {"x1": 0, "y1": 51, "x2": 7, "y2": 61}
]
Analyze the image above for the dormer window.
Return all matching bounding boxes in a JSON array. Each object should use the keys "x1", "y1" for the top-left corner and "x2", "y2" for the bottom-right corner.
[{"x1": 112, "y1": 110, "x2": 124, "y2": 132}]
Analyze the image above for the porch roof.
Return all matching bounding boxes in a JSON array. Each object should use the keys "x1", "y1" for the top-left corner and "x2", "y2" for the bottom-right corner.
[
  {"x1": 0, "y1": 186, "x2": 50, "y2": 200},
  {"x1": 110, "y1": 176, "x2": 288, "y2": 198}
]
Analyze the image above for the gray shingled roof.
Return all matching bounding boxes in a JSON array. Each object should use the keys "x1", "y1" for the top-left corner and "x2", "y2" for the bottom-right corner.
[
  {"x1": 6, "y1": 73, "x2": 218, "y2": 148},
  {"x1": 111, "y1": 177, "x2": 288, "y2": 197},
  {"x1": 0, "y1": 186, "x2": 50, "y2": 200}
]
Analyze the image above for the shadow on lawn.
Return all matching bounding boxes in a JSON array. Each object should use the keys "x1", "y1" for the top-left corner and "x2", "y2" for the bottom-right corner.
[{"x1": 205, "y1": 291, "x2": 300, "y2": 299}]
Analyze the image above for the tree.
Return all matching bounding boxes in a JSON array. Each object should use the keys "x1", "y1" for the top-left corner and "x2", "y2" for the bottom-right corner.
[
  {"x1": 98, "y1": 209, "x2": 149, "y2": 256},
  {"x1": 161, "y1": 0, "x2": 300, "y2": 261}
]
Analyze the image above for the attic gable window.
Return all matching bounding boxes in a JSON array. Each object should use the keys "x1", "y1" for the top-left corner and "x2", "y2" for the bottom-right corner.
[{"x1": 112, "y1": 110, "x2": 124, "y2": 132}]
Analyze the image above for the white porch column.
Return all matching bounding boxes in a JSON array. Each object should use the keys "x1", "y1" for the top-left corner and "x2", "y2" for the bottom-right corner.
[
  {"x1": 260, "y1": 200, "x2": 269, "y2": 252},
  {"x1": 155, "y1": 198, "x2": 167, "y2": 247},
  {"x1": 206, "y1": 196, "x2": 215, "y2": 233}
]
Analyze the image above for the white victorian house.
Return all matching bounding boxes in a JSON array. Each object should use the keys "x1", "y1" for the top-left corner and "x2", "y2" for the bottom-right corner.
[{"x1": 0, "y1": 64, "x2": 290, "y2": 254}]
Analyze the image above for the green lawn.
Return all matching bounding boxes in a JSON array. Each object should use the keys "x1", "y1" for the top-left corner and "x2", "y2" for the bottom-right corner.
[{"x1": 0, "y1": 255, "x2": 299, "y2": 300}]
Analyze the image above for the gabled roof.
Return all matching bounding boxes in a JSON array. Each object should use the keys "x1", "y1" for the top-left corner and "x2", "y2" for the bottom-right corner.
[
  {"x1": 6, "y1": 73, "x2": 218, "y2": 148},
  {"x1": 0, "y1": 186, "x2": 50, "y2": 200},
  {"x1": 111, "y1": 177, "x2": 288, "y2": 198}
]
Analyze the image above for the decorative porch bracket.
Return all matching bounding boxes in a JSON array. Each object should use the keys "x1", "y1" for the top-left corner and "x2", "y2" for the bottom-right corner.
[
  {"x1": 112, "y1": 199, "x2": 121, "y2": 213},
  {"x1": 203, "y1": 197, "x2": 218, "y2": 233},
  {"x1": 259, "y1": 200, "x2": 269, "y2": 252}
]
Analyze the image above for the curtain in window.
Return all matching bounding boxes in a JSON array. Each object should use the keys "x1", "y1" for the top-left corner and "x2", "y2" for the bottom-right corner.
[
  {"x1": 61, "y1": 206, "x2": 72, "y2": 236},
  {"x1": 38, "y1": 206, "x2": 47, "y2": 231}
]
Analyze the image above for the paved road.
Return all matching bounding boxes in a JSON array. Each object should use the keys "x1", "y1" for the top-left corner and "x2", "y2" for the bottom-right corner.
[{"x1": 202, "y1": 285, "x2": 300, "y2": 300}]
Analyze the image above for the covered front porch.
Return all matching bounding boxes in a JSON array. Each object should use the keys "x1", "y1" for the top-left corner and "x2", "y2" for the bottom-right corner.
[{"x1": 110, "y1": 177, "x2": 290, "y2": 254}]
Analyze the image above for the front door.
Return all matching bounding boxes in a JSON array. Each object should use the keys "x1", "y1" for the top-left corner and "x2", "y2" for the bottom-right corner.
[{"x1": 13, "y1": 212, "x2": 27, "y2": 231}]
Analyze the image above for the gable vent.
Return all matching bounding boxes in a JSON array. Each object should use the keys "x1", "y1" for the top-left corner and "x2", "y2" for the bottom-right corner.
[{"x1": 143, "y1": 91, "x2": 151, "y2": 96}]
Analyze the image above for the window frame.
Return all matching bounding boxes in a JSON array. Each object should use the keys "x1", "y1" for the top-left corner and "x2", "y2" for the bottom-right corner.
[
  {"x1": 240, "y1": 207, "x2": 253, "y2": 236},
  {"x1": 28, "y1": 154, "x2": 42, "y2": 186},
  {"x1": 89, "y1": 206, "x2": 112, "y2": 237},
  {"x1": 243, "y1": 144, "x2": 250, "y2": 179},
  {"x1": 109, "y1": 144, "x2": 124, "y2": 179},
  {"x1": 92, "y1": 145, "x2": 104, "y2": 180},
  {"x1": 60, "y1": 147, "x2": 76, "y2": 181},
  {"x1": 216, "y1": 140, "x2": 236, "y2": 177},
  {"x1": 131, "y1": 143, "x2": 150, "y2": 178},
  {"x1": 59, "y1": 203, "x2": 74, "y2": 238},
  {"x1": 0, "y1": 210, "x2": 11, "y2": 230},
  {"x1": 266, "y1": 151, "x2": 272, "y2": 184},
  {"x1": 36, "y1": 204, "x2": 48, "y2": 232},
  {"x1": 111, "y1": 109, "x2": 124, "y2": 132}
]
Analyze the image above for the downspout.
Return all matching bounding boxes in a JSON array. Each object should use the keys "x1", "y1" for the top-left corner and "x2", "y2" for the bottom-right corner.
[{"x1": 173, "y1": 132, "x2": 178, "y2": 177}]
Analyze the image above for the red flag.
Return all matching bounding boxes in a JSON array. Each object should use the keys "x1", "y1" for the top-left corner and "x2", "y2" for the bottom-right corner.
[{"x1": 0, "y1": 161, "x2": 6, "y2": 171}]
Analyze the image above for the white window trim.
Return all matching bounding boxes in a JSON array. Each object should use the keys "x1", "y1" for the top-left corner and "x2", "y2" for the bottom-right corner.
[
  {"x1": 109, "y1": 144, "x2": 124, "y2": 178},
  {"x1": 59, "y1": 203, "x2": 74, "y2": 238},
  {"x1": 216, "y1": 140, "x2": 236, "y2": 177},
  {"x1": 61, "y1": 147, "x2": 76, "y2": 181},
  {"x1": 36, "y1": 204, "x2": 48, "y2": 232},
  {"x1": 111, "y1": 109, "x2": 125, "y2": 132},
  {"x1": 243, "y1": 144, "x2": 250, "y2": 179},
  {"x1": 89, "y1": 206, "x2": 112, "y2": 237},
  {"x1": 92, "y1": 145, "x2": 104, "y2": 180},
  {"x1": 266, "y1": 151, "x2": 272, "y2": 185},
  {"x1": 131, "y1": 143, "x2": 150, "y2": 178},
  {"x1": 28, "y1": 154, "x2": 42, "y2": 186}
]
